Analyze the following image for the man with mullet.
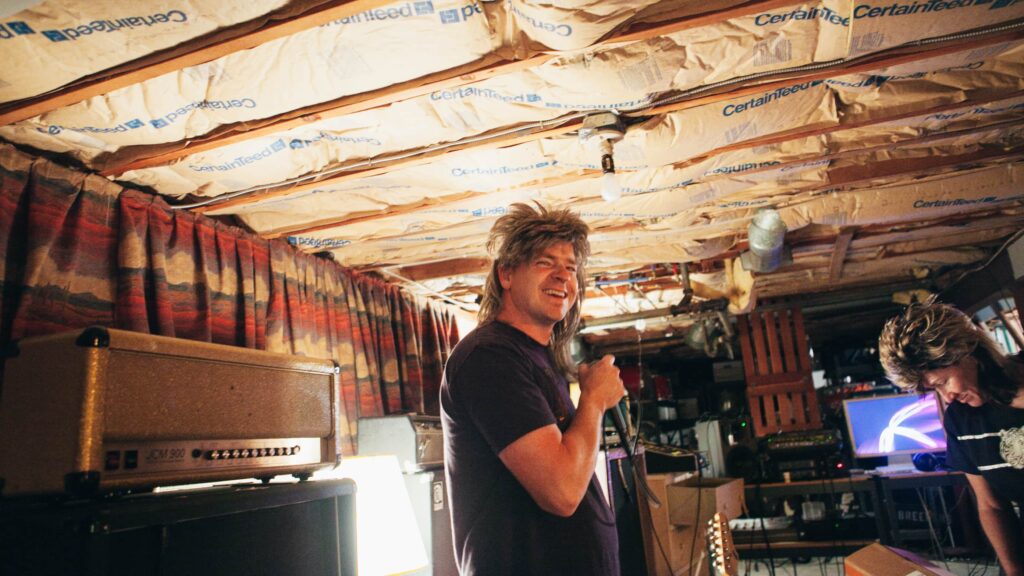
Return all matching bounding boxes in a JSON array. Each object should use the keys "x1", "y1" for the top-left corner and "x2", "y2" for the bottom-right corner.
[
  {"x1": 880, "y1": 298, "x2": 1024, "y2": 576},
  {"x1": 440, "y1": 203, "x2": 625, "y2": 575}
]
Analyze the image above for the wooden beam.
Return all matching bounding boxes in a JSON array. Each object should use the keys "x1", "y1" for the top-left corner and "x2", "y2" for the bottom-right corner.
[
  {"x1": 0, "y1": 0, "x2": 395, "y2": 127},
  {"x1": 828, "y1": 228, "x2": 855, "y2": 283},
  {"x1": 197, "y1": 119, "x2": 585, "y2": 215},
  {"x1": 99, "y1": 52, "x2": 536, "y2": 175},
  {"x1": 101, "y1": 0, "x2": 809, "y2": 176},
  {"x1": 288, "y1": 125, "x2": 1024, "y2": 246},
  {"x1": 201, "y1": 86, "x2": 1024, "y2": 226},
  {"x1": 996, "y1": 308, "x2": 1024, "y2": 350},
  {"x1": 826, "y1": 147, "x2": 1024, "y2": 185},
  {"x1": 394, "y1": 257, "x2": 491, "y2": 282},
  {"x1": 799, "y1": 218, "x2": 1024, "y2": 259},
  {"x1": 682, "y1": 89, "x2": 1024, "y2": 168},
  {"x1": 107, "y1": 15, "x2": 1024, "y2": 179},
  {"x1": 259, "y1": 191, "x2": 480, "y2": 239},
  {"x1": 261, "y1": 170, "x2": 600, "y2": 239},
  {"x1": 640, "y1": 28, "x2": 1024, "y2": 117}
]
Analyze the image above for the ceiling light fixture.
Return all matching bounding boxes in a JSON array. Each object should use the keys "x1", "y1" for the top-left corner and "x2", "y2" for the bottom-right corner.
[
  {"x1": 579, "y1": 112, "x2": 625, "y2": 202},
  {"x1": 740, "y1": 207, "x2": 792, "y2": 273}
]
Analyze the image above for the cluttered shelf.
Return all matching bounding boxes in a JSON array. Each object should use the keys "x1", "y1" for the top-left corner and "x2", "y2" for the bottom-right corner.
[
  {"x1": 735, "y1": 539, "x2": 877, "y2": 558},
  {"x1": 736, "y1": 470, "x2": 972, "y2": 555},
  {"x1": 743, "y1": 470, "x2": 966, "y2": 498},
  {"x1": 744, "y1": 475, "x2": 875, "y2": 498}
]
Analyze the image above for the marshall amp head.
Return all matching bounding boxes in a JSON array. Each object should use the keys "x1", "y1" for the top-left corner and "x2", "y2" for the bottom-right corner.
[{"x1": 0, "y1": 327, "x2": 343, "y2": 497}]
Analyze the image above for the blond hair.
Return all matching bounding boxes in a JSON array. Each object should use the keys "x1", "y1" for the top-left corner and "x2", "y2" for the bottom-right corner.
[
  {"x1": 879, "y1": 298, "x2": 1022, "y2": 405},
  {"x1": 478, "y1": 203, "x2": 590, "y2": 377}
]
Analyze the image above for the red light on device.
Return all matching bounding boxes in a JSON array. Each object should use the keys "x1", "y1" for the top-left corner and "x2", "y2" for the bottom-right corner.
[{"x1": 836, "y1": 462, "x2": 845, "y2": 469}]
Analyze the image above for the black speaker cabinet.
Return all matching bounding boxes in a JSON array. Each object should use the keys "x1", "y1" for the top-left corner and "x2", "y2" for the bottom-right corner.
[
  {"x1": 0, "y1": 480, "x2": 357, "y2": 576},
  {"x1": 603, "y1": 447, "x2": 647, "y2": 576},
  {"x1": 403, "y1": 469, "x2": 457, "y2": 576}
]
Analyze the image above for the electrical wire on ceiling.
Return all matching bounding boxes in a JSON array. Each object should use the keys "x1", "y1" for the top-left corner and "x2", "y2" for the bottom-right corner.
[
  {"x1": 940, "y1": 226, "x2": 1024, "y2": 295},
  {"x1": 378, "y1": 268, "x2": 479, "y2": 313}
]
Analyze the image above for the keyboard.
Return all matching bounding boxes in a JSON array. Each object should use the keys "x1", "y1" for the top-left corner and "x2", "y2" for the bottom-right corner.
[
  {"x1": 729, "y1": 516, "x2": 792, "y2": 532},
  {"x1": 872, "y1": 464, "x2": 918, "y2": 475},
  {"x1": 729, "y1": 516, "x2": 799, "y2": 544}
]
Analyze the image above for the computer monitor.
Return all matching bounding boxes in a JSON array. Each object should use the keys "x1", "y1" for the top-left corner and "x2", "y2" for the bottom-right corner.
[{"x1": 842, "y1": 392, "x2": 946, "y2": 458}]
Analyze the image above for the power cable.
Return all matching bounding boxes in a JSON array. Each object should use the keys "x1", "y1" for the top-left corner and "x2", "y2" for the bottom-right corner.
[{"x1": 688, "y1": 465, "x2": 703, "y2": 576}]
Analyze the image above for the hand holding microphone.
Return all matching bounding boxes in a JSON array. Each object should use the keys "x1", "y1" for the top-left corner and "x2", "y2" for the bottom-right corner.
[
  {"x1": 577, "y1": 354, "x2": 624, "y2": 413},
  {"x1": 578, "y1": 355, "x2": 662, "y2": 507},
  {"x1": 578, "y1": 355, "x2": 630, "y2": 452}
]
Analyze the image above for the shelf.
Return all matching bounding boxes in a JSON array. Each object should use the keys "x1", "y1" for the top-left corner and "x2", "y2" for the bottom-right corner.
[{"x1": 736, "y1": 539, "x2": 877, "y2": 558}]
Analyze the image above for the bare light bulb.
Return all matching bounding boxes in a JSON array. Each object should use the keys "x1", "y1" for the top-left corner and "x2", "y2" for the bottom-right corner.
[
  {"x1": 599, "y1": 138, "x2": 621, "y2": 202},
  {"x1": 600, "y1": 171, "x2": 621, "y2": 202},
  {"x1": 635, "y1": 318, "x2": 647, "y2": 332}
]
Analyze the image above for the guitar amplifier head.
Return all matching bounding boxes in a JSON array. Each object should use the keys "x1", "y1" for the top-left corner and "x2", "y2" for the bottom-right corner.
[{"x1": 0, "y1": 327, "x2": 343, "y2": 497}]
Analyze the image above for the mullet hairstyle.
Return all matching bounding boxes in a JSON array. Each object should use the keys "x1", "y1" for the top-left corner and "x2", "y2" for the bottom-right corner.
[
  {"x1": 879, "y1": 297, "x2": 1023, "y2": 406},
  {"x1": 478, "y1": 203, "x2": 590, "y2": 378}
]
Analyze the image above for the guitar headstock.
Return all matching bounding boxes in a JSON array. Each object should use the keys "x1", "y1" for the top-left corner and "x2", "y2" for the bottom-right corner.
[{"x1": 705, "y1": 512, "x2": 737, "y2": 576}]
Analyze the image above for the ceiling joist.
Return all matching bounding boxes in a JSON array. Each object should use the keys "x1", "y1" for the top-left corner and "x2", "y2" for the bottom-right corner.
[
  {"x1": 251, "y1": 97, "x2": 1024, "y2": 241},
  {"x1": 829, "y1": 228, "x2": 856, "y2": 283},
  {"x1": 0, "y1": 0, "x2": 396, "y2": 127},
  {"x1": 101, "y1": 0, "x2": 811, "y2": 176}
]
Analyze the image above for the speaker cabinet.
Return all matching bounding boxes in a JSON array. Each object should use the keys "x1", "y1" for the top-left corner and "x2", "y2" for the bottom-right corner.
[
  {"x1": 601, "y1": 447, "x2": 647, "y2": 576},
  {"x1": 403, "y1": 470, "x2": 457, "y2": 576},
  {"x1": 0, "y1": 480, "x2": 356, "y2": 576}
]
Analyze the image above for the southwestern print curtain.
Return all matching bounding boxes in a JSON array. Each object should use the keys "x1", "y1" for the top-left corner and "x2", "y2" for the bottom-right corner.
[{"x1": 0, "y1": 144, "x2": 458, "y2": 455}]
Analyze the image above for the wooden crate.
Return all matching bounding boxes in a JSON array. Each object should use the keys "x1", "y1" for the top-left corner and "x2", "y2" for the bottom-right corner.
[{"x1": 737, "y1": 307, "x2": 822, "y2": 437}]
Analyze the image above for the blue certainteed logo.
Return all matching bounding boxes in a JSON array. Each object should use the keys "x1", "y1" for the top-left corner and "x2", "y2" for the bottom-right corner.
[
  {"x1": 510, "y1": 4, "x2": 572, "y2": 36},
  {"x1": 37, "y1": 118, "x2": 144, "y2": 136},
  {"x1": 430, "y1": 87, "x2": 542, "y2": 103},
  {"x1": 911, "y1": 195, "x2": 1024, "y2": 208},
  {"x1": 470, "y1": 207, "x2": 509, "y2": 217},
  {"x1": 288, "y1": 237, "x2": 351, "y2": 249},
  {"x1": 323, "y1": 1, "x2": 480, "y2": 25},
  {"x1": 719, "y1": 199, "x2": 769, "y2": 209},
  {"x1": 188, "y1": 139, "x2": 288, "y2": 173},
  {"x1": 150, "y1": 98, "x2": 256, "y2": 129},
  {"x1": 854, "y1": 0, "x2": 1021, "y2": 19},
  {"x1": 451, "y1": 160, "x2": 556, "y2": 177},
  {"x1": 754, "y1": 6, "x2": 849, "y2": 26},
  {"x1": 0, "y1": 21, "x2": 34, "y2": 40},
  {"x1": 288, "y1": 131, "x2": 383, "y2": 149},
  {"x1": 722, "y1": 81, "x2": 822, "y2": 116},
  {"x1": 704, "y1": 161, "x2": 781, "y2": 176},
  {"x1": 826, "y1": 60, "x2": 985, "y2": 90},
  {"x1": 439, "y1": 2, "x2": 483, "y2": 24},
  {"x1": 36, "y1": 10, "x2": 187, "y2": 42},
  {"x1": 925, "y1": 100, "x2": 1024, "y2": 121}
]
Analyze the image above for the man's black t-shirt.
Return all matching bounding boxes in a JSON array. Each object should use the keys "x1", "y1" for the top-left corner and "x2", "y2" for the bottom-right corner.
[
  {"x1": 944, "y1": 399, "x2": 1024, "y2": 504},
  {"x1": 440, "y1": 321, "x2": 619, "y2": 576}
]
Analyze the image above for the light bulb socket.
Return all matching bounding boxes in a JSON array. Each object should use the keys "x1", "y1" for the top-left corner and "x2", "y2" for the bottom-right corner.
[
  {"x1": 601, "y1": 153, "x2": 615, "y2": 174},
  {"x1": 580, "y1": 112, "x2": 625, "y2": 143}
]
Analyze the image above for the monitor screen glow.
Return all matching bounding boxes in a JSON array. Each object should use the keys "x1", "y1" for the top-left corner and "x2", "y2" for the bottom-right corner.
[{"x1": 843, "y1": 393, "x2": 946, "y2": 458}]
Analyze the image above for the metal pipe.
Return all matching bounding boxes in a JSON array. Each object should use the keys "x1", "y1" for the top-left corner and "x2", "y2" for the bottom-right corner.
[
  {"x1": 579, "y1": 298, "x2": 727, "y2": 332},
  {"x1": 678, "y1": 263, "x2": 693, "y2": 307}
]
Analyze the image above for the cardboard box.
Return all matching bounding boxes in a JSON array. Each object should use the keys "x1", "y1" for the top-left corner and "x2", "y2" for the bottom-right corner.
[
  {"x1": 640, "y1": 474, "x2": 744, "y2": 576},
  {"x1": 668, "y1": 477, "x2": 745, "y2": 528},
  {"x1": 845, "y1": 543, "x2": 958, "y2": 576}
]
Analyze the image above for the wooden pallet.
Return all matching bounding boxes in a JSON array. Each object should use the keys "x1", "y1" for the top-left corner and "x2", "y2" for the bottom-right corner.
[{"x1": 737, "y1": 307, "x2": 822, "y2": 437}]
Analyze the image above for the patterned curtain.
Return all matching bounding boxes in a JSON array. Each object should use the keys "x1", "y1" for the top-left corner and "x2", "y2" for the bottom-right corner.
[{"x1": 0, "y1": 144, "x2": 458, "y2": 455}]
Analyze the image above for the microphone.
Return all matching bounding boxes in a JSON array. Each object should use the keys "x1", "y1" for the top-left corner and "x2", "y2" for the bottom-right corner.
[
  {"x1": 609, "y1": 404, "x2": 634, "y2": 459},
  {"x1": 607, "y1": 399, "x2": 662, "y2": 508}
]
